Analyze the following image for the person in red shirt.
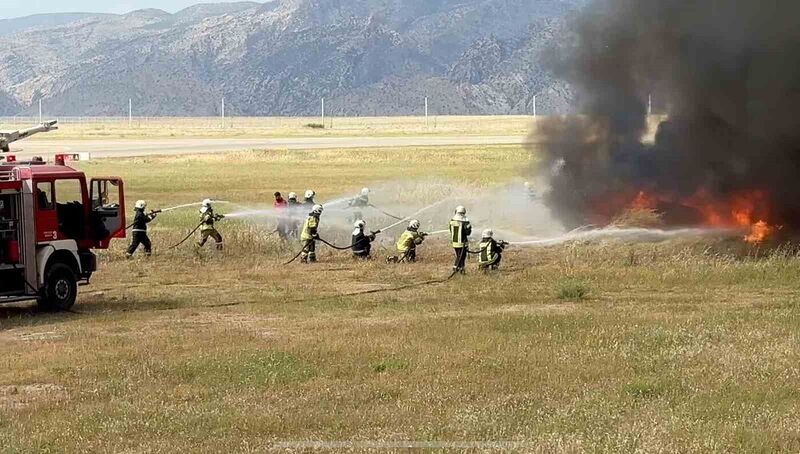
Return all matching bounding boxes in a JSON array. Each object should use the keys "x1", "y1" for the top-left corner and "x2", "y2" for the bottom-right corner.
[{"x1": 274, "y1": 192, "x2": 289, "y2": 240}]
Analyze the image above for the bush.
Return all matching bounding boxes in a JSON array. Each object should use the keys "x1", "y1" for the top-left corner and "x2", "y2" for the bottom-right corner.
[
  {"x1": 557, "y1": 278, "x2": 589, "y2": 300},
  {"x1": 304, "y1": 123, "x2": 325, "y2": 129},
  {"x1": 611, "y1": 207, "x2": 664, "y2": 228}
]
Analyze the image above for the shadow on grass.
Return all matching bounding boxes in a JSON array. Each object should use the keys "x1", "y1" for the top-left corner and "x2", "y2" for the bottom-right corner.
[
  {"x1": 0, "y1": 295, "x2": 191, "y2": 330},
  {"x1": 0, "y1": 302, "x2": 82, "y2": 331}
]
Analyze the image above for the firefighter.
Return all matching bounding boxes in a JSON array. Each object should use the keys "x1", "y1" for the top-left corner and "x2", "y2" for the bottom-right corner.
[
  {"x1": 303, "y1": 189, "x2": 316, "y2": 208},
  {"x1": 351, "y1": 219, "x2": 378, "y2": 259},
  {"x1": 197, "y1": 199, "x2": 224, "y2": 250},
  {"x1": 449, "y1": 205, "x2": 472, "y2": 273},
  {"x1": 389, "y1": 219, "x2": 426, "y2": 263},
  {"x1": 300, "y1": 204, "x2": 323, "y2": 263},
  {"x1": 348, "y1": 187, "x2": 370, "y2": 223},
  {"x1": 126, "y1": 200, "x2": 158, "y2": 258},
  {"x1": 274, "y1": 191, "x2": 289, "y2": 240},
  {"x1": 477, "y1": 229, "x2": 507, "y2": 271},
  {"x1": 286, "y1": 192, "x2": 301, "y2": 238}
]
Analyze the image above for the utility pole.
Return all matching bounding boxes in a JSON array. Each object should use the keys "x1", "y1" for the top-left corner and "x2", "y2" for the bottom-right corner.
[
  {"x1": 128, "y1": 98, "x2": 132, "y2": 127},
  {"x1": 38, "y1": 99, "x2": 42, "y2": 123},
  {"x1": 221, "y1": 97, "x2": 225, "y2": 128},
  {"x1": 425, "y1": 97, "x2": 428, "y2": 127},
  {"x1": 648, "y1": 94, "x2": 652, "y2": 116},
  {"x1": 533, "y1": 95, "x2": 537, "y2": 117},
  {"x1": 321, "y1": 98, "x2": 325, "y2": 127}
]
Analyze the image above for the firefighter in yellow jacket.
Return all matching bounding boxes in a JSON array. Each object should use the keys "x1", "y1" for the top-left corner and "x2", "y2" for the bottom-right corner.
[
  {"x1": 449, "y1": 205, "x2": 472, "y2": 273},
  {"x1": 477, "y1": 229, "x2": 507, "y2": 271},
  {"x1": 391, "y1": 219, "x2": 426, "y2": 262},
  {"x1": 300, "y1": 204, "x2": 324, "y2": 263},
  {"x1": 198, "y1": 199, "x2": 224, "y2": 250}
]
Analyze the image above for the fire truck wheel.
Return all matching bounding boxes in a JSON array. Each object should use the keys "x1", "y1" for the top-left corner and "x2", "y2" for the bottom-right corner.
[{"x1": 38, "y1": 263, "x2": 77, "y2": 311}]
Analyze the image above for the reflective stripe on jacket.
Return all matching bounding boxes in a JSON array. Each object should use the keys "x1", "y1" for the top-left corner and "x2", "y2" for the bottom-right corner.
[
  {"x1": 478, "y1": 240, "x2": 496, "y2": 264},
  {"x1": 449, "y1": 217, "x2": 472, "y2": 248}
]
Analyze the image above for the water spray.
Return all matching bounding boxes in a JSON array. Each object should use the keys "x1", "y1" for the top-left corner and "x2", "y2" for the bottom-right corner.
[
  {"x1": 378, "y1": 198, "x2": 454, "y2": 232},
  {"x1": 507, "y1": 227, "x2": 736, "y2": 247}
]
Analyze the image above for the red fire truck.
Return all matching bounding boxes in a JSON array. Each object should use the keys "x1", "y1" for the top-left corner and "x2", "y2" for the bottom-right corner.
[{"x1": 0, "y1": 155, "x2": 125, "y2": 310}]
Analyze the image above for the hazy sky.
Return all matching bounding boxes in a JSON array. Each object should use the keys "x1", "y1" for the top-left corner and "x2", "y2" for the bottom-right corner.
[{"x1": 1, "y1": 1, "x2": 258, "y2": 19}]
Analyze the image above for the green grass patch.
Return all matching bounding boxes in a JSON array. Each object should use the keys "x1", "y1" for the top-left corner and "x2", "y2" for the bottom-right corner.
[
  {"x1": 556, "y1": 278, "x2": 590, "y2": 300},
  {"x1": 371, "y1": 357, "x2": 410, "y2": 373},
  {"x1": 176, "y1": 350, "x2": 316, "y2": 388}
]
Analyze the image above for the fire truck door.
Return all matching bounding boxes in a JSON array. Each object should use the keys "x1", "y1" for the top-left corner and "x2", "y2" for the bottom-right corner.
[
  {"x1": 90, "y1": 178, "x2": 125, "y2": 243},
  {"x1": 34, "y1": 181, "x2": 59, "y2": 242}
]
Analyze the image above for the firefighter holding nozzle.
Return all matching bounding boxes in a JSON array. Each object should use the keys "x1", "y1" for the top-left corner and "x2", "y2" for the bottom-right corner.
[
  {"x1": 351, "y1": 219, "x2": 379, "y2": 259},
  {"x1": 197, "y1": 199, "x2": 224, "y2": 250},
  {"x1": 348, "y1": 187, "x2": 370, "y2": 222},
  {"x1": 126, "y1": 200, "x2": 161, "y2": 258},
  {"x1": 300, "y1": 204, "x2": 324, "y2": 263},
  {"x1": 388, "y1": 219, "x2": 426, "y2": 263},
  {"x1": 477, "y1": 229, "x2": 508, "y2": 271}
]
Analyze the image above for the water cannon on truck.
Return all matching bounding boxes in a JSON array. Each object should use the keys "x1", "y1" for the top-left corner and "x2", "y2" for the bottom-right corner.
[
  {"x1": 0, "y1": 120, "x2": 58, "y2": 153},
  {"x1": 0, "y1": 154, "x2": 125, "y2": 310}
]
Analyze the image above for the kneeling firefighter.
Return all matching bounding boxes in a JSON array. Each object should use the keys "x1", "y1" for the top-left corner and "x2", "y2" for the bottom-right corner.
[
  {"x1": 198, "y1": 199, "x2": 225, "y2": 250},
  {"x1": 389, "y1": 219, "x2": 426, "y2": 263},
  {"x1": 300, "y1": 204, "x2": 324, "y2": 263},
  {"x1": 449, "y1": 205, "x2": 472, "y2": 273},
  {"x1": 348, "y1": 187, "x2": 370, "y2": 222},
  {"x1": 352, "y1": 219, "x2": 379, "y2": 259},
  {"x1": 477, "y1": 229, "x2": 507, "y2": 271},
  {"x1": 126, "y1": 200, "x2": 160, "y2": 258}
]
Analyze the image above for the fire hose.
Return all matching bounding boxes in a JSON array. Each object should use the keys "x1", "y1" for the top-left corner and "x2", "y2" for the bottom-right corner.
[
  {"x1": 125, "y1": 210, "x2": 162, "y2": 230},
  {"x1": 167, "y1": 222, "x2": 203, "y2": 250},
  {"x1": 283, "y1": 234, "x2": 370, "y2": 264},
  {"x1": 283, "y1": 243, "x2": 310, "y2": 265}
]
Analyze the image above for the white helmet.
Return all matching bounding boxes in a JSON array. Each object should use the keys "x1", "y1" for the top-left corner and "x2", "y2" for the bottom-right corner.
[
  {"x1": 408, "y1": 219, "x2": 420, "y2": 230},
  {"x1": 455, "y1": 205, "x2": 467, "y2": 215},
  {"x1": 524, "y1": 181, "x2": 531, "y2": 189},
  {"x1": 360, "y1": 187, "x2": 370, "y2": 196},
  {"x1": 311, "y1": 204, "x2": 324, "y2": 215},
  {"x1": 202, "y1": 198, "x2": 213, "y2": 207},
  {"x1": 354, "y1": 219, "x2": 366, "y2": 229},
  {"x1": 304, "y1": 189, "x2": 315, "y2": 199},
  {"x1": 288, "y1": 192, "x2": 297, "y2": 201},
  {"x1": 135, "y1": 200, "x2": 147, "y2": 210},
  {"x1": 482, "y1": 229, "x2": 494, "y2": 238}
]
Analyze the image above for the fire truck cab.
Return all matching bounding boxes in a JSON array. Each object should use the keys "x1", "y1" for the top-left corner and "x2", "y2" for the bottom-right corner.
[{"x1": 0, "y1": 156, "x2": 125, "y2": 310}]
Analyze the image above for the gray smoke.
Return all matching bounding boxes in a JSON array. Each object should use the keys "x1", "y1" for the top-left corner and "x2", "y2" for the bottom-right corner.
[{"x1": 538, "y1": 0, "x2": 800, "y2": 228}]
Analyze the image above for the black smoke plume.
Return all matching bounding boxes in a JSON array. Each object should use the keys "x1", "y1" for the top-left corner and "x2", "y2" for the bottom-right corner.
[{"x1": 538, "y1": 0, "x2": 800, "y2": 229}]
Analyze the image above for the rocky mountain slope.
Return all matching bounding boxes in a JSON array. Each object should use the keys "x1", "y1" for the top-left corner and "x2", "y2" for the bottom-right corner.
[{"x1": 0, "y1": 0, "x2": 583, "y2": 116}]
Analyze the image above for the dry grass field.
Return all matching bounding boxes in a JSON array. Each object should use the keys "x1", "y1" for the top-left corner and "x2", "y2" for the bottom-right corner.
[
  {"x1": 1, "y1": 145, "x2": 799, "y2": 452},
  {"x1": 2, "y1": 116, "x2": 537, "y2": 140},
  {"x1": 1, "y1": 115, "x2": 667, "y2": 140}
]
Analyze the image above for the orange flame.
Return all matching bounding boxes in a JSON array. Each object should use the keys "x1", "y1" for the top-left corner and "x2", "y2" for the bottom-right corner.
[
  {"x1": 744, "y1": 220, "x2": 773, "y2": 244},
  {"x1": 617, "y1": 188, "x2": 776, "y2": 244}
]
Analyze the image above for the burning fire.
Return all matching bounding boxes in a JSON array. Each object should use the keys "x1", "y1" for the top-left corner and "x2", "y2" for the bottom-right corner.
[
  {"x1": 744, "y1": 221, "x2": 773, "y2": 244},
  {"x1": 608, "y1": 189, "x2": 776, "y2": 244}
]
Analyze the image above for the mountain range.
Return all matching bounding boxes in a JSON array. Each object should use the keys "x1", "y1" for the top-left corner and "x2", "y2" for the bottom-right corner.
[{"x1": 0, "y1": 0, "x2": 584, "y2": 116}]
